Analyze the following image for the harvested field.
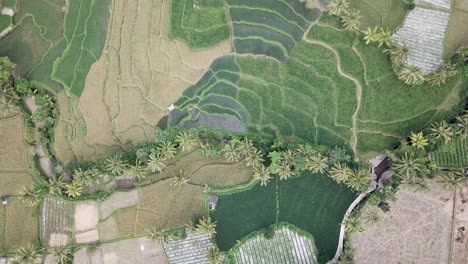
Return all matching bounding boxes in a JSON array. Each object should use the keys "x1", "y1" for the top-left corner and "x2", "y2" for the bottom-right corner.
[
  {"x1": 56, "y1": 0, "x2": 230, "y2": 162},
  {"x1": 0, "y1": 115, "x2": 29, "y2": 170},
  {"x1": 450, "y1": 185, "x2": 468, "y2": 264},
  {"x1": 211, "y1": 173, "x2": 356, "y2": 262},
  {"x1": 114, "y1": 207, "x2": 138, "y2": 238},
  {"x1": 42, "y1": 196, "x2": 73, "y2": 246},
  {"x1": 99, "y1": 190, "x2": 139, "y2": 220},
  {"x1": 162, "y1": 230, "x2": 214, "y2": 264},
  {"x1": 0, "y1": 172, "x2": 33, "y2": 196},
  {"x1": 351, "y1": 181, "x2": 456, "y2": 264},
  {"x1": 0, "y1": 197, "x2": 39, "y2": 252},
  {"x1": 98, "y1": 216, "x2": 119, "y2": 241},
  {"x1": 232, "y1": 224, "x2": 317, "y2": 264}
]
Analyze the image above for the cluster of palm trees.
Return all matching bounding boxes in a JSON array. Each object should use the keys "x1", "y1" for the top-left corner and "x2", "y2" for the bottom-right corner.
[
  {"x1": 329, "y1": 163, "x2": 371, "y2": 193},
  {"x1": 12, "y1": 244, "x2": 73, "y2": 264},
  {"x1": 0, "y1": 57, "x2": 18, "y2": 116},
  {"x1": 387, "y1": 111, "x2": 468, "y2": 190},
  {"x1": 327, "y1": 0, "x2": 362, "y2": 31}
]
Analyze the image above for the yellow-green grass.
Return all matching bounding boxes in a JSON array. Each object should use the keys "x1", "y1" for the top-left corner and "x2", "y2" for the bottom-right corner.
[
  {"x1": 0, "y1": 198, "x2": 39, "y2": 252},
  {"x1": 0, "y1": 172, "x2": 34, "y2": 197},
  {"x1": 169, "y1": 0, "x2": 230, "y2": 49},
  {"x1": 134, "y1": 210, "x2": 162, "y2": 236}
]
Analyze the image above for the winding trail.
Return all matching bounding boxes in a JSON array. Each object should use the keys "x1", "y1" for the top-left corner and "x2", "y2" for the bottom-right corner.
[{"x1": 301, "y1": 38, "x2": 363, "y2": 158}]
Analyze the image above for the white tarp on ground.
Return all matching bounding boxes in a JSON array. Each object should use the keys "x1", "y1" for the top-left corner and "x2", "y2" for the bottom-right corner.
[
  {"x1": 392, "y1": 6, "x2": 452, "y2": 74},
  {"x1": 163, "y1": 230, "x2": 214, "y2": 264},
  {"x1": 418, "y1": 0, "x2": 452, "y2": 10}
]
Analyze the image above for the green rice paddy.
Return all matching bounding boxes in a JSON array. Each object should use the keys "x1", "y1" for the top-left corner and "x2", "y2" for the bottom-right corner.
[
  {"x1": 0, "y1": 0, "x2": 111, "y2": 96},
  {"x1": 211, "y1": 173, "x2": 356, "y2": 262}
]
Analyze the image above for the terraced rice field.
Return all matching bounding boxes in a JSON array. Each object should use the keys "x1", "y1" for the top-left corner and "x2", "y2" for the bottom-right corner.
[
  {"x1": 348, "y1": 0, "x2": 407, "y2": 30},
  {"x1": 162, "y1": 230, "x2": 215, "y2": 264},
  {"x1": 171, "y1": 13, "x2": 462, "y2": 156},
  {"x1": 232, "y1": 224, "x2": 317, "y2": 264},
  {"x1": 431, "y1": 137, "x2": 468, "y2": 168},
  {"x1": 0, "y1": 0, "x2": 111, "y2": 95},
  {"x1": 211, "y1": 173, "x2": 356, "y2": 262}
]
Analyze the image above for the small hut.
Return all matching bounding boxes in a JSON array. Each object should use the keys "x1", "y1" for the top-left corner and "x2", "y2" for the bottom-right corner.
[
  {"x1": 209, "y1": 195, "x2": 219, "y2": 210},
  {"x1": 368, "y1": 155, "x2": 394, "y2": 191}
]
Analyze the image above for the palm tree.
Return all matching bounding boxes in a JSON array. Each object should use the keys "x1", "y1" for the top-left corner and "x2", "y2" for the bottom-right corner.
[
  {"x1": 409, "y1": 132, "x2": 429, "y2": 150},
  {"x1": 328, "y1": 0, "x2": 350, "y2": 17},
  {"x1": 130, "y1": 160, "x2": 147, "y2": 180},
  {"x1": 375, "y1": 28, "x2": 392, "y2": 47},
  {"x1": 158, "y1": 141, "x2": 177, "y2": 159},
  {"x1": 453, "y1": 167, "x2": 467, "y2": 179},
  {"x1": 341, "y1": 8, "x2": 361, "y2": 32},
  {"x1": 48, "y1": 176, "x2": 66, "y2": 196},
  {"x1": 19, "y1": 186, "x2": 41, "y2": 207},
  {"x1": 392, "y1": 152, "x2": 425, "y2": 178},
  {"x1": 455, "y1": 112, "x2": 468, "y2": 138},
  {"x1": 344, "y1": 215, "x2": 364, "y2": 233},
  {"x1": 362, "y1": 27, "x2": 379, "y2": 45},
  {"x1": 14, "y1": 244, "x2": 43, "y2": 264},
  {"x1": 236, "y1": 138, "x2": 254, "y2": 158},
  {"x1": 296, "y1": 144, "x2": 316, "y2": 158},
  {"x1": 170, "y1": 169, "x2": 190, "y2": 189},
  {"x1": 364, "y1": 210, "x2": 380, "y2": 224},
  {"x1": 207, "y1": 247, "x2": 222, "y2": 264},
  {"x1": 176, "y1": 131, "x2": 198, "y2": 152},
  {"x1": 307, "y1": 154, "x2": 329, "y2": 174},
  {"x1": 430, "y1": 120, "x2": 454, "y2": 143},
  {"x1": 346, "y1": 169, "x2": 370, "y2": 192},
  {"x1": 280, "y1": 149, "x2": 296, "y2": 167},
  {"x1": 398, "y1": 67, "x2": 425, "y2": 85},
  {"x1": 146, "y1": 227, "x2": 164, "y2": 241},
  {"x1": 147, "y1": 152, "x2": 167, "y2": 173},
  {"x1": 105, "y1": 154, "x2": 127, "y2": 176},
  {"x1": 329, "y1": 162, "x2": 353, "y2": 184},
  {"x1": 83, "y1": 168, "x2": 102, "y2": 186},
  {"x1": 253, "y1": 164, "x2": 273, "y2": 186},
  {"x1": 427, "y1": 63, "x2": 458, "y2": 86},
  {"x1": 245, "y1": 149, "x2": 264, "y2": 168},
  {"x1": 0, "y1": 95, "x2": 18, "y2": 115},
  {"x1": 439, "y1": 172, "x2": 463, "y2": 191},
  {"x1": 275, "y1": 161, "x2": 294, "y2": 180},
  {"x1": 65, "y1": 180, "x2": 84, "y2": 198},
  {"x1": 197, "y1": 216, "x2": 217, "y2": 236},
  {"x1": 399, "y1": 174, "x2": 429, "y2": 191},
  {"x1": 222, "y1": 141, "x2": 241, "y2": 162},
  {"x1": 384, "y1": 44, "x2": 409, "y2": 65},
  {"x1": 47, "y1": 245, "x2": 73, "y2": 264}
]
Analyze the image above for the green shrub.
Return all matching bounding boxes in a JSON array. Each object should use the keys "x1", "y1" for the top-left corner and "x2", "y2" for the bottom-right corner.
[{"x1": 263, "y1": 226, "x2": 275, "y2": 239}]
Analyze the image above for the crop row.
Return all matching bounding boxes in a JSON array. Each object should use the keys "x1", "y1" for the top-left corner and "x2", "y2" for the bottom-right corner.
[{"x1": 431, "y1": 138, "x2": 468, "y2": 168}]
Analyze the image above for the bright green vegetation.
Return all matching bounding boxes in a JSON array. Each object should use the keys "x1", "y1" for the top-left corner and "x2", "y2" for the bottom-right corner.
[
  {"x1": 171, "y1": 14, "x2": 463, "y2": 156},
  {"x1": 211, "y1": 173, "x2": 356, "y2": 262},
  {"x1": 2, "y1": 0, "x2": 17, "y2": 10},
  {"x1": 0, "y1": 0, "x2": 110, "y2": 96},
  {"x1": 0, "y1": 14, "x2": 10, "y2": 32},
  {"x1": 169, "y1": 0, "x2": 230, "y2": 49},
  {"x1": 348, "y1": 0, "x2": 408, "y2": 30},
  {"x1": 227, "y1": 0, "x2": 320, "y2": 61},
  {"x1": 431, "y1": 137, "x2": 468, "y2": 168},
  {"x1": 0, "y1": 198, "x2": 39, "y2": 253}
]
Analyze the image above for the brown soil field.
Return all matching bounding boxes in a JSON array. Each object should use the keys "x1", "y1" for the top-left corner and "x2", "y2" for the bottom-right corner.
[
  {"x1": 98, "y1": 216, "x2": 119, "y2": 241},
  {"x1": 0, "y1": 115, "x2": 30, "y2": 170},
  {"x1": 0, "y1": 172, "x2": 34, "y2": 196},
  {"x1": 444, "y1": 0, "x2": 468, "y2": 58},
  {"x1": 56, "y1": 0, "x2": 231, "y2": 163},
  {"x1": 74, "y1": 201, "x2": 99, "y2": 233},
  {"x1": 351, "y1": 181, "x2": 455, "y2": 264},
  {"x1": 2, "y1": 198, "x2": 39, "y2": 252}
]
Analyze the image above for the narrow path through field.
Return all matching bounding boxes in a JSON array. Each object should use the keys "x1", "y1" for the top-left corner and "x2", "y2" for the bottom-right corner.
[{"x1": 301, "y1": 38, "x2": 363, "y2": 158}]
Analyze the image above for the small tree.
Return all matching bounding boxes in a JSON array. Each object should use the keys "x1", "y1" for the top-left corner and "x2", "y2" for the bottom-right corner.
[
  {"x1": 439, "y1": 172, "x2": 463, "y2": 191},
  {"x1": 344, "y1": 214, "x2": 364, "y2": 233},
  {"x1": 14, "y1": 244, "x2": 43, "y2": 264},
  {"x1": 197, "y1": 216, "x2": 217, "y2": 236},
  {"x1": 105, "y1": 154, "x2": 127, "y2": 176},
  {"x1": 328, "y1": 0, "x2": 350, "y2": 17},
  {"x1": 409, "y1": 132, "x2": 428, "y2": 150},
  {"x1": 253, "y1": 164, "x2": 273, "y2": 186},
  {"x1": 176, "y1": 131, "x2": 198, "y2": 152},
  {"x1": 263, "y1": 226, "x2": 275, "y2": 239},
  {"x1": 47, "y1": 245, "x2": 74, "y2": 264},
  {"x1": 207, "y1": 247, "x2": 222, "y2": 264},
  {"x1": 170, "y1": 169, "x2": 190, "y2": 189},
  {"x1": 19, "y1": 186, "x2": 41, "y2": 207}
]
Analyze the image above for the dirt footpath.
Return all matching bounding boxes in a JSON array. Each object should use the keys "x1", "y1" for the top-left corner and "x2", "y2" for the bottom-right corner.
[{"x1": 351, "y1": 181, "x2": 455, "y2": 264}]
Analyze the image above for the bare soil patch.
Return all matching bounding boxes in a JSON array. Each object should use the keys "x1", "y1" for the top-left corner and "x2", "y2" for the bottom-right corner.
[
  {"x1": 0, "y1": 115, "x2": 29, "y2": 170},
  {"x1": 74, "y1": 201, "x2": 100, "y2": 232},
  {"x1": 351, "y1": 181, "x2": 454, "y2": 264},
  {"x1": 92, "y1": 237, "x2": 167, "y2": 264}
]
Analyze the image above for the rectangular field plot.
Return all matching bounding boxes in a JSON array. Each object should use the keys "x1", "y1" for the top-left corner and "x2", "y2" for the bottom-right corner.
[
  {"x1": 0, "y1": 172, "x2": 34, "y2": 197},
  {"x1": 162, "y1": 230, "x2": 215, "y2": 264},
  {"x1": 431, "y1": 137, "x2": 468, "y2": 168}
]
